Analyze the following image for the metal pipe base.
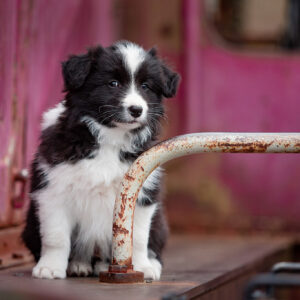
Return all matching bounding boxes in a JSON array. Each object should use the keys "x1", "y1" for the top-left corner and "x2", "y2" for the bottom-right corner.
[{"x1": 99, "y1": 265, "x2": 144, "y2": 283}]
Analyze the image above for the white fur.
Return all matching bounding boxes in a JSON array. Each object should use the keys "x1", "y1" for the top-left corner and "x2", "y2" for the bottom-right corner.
[
  {"x1": 122, "y1": 84, "x2": 148, "y2": 122},
  {"x1": 33, "y1": 113, "x2": 161, "y2": 280},
  {"x1": 41, "y1": 102, "x2": 66, "y2": 130},
  {"x1": 136, "y1": 126, "x2": 152, "y2": 146},
  {"x1": 138, "y1": 168, "x2": 162, "y2": 205},
  {"x1": 93, "y1": 260, "x2": 109, "y2": 275},
  {"x1": 116, "y1": 42, "x2": 149, "y2": 123},
  {"x1": 81, "y1": 116, "x2": 102, "y2": 141},
  {"x1": 132, "y1": 204, "x2": 162, "y2": 280},
  {"x1": 67, "y1": 261, "x2": 93, "y2": 277},
  {"x1": 116, "y1": 42, "x2": 146, "y2": 75}
]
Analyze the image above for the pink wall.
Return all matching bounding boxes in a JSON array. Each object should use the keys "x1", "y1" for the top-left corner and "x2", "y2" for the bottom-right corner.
[
  {"x1": 202, "y1": 47, "x2": 300, "y2": 220},
  {"x1": 0, "y1": 0, "x2": 114, "y2": 226},
  {"x1": 21, "y1": 0, "x2": 114, "y2": 165},
  {"x1": 0, "y1": 0, "x2": 18, "y2": 224},
  {"x1": 0, "y1": 0, "x2": 299, "y2": 230},
  {"x1": 176, "y1": 0, "x2": 300, "y2": 228}
]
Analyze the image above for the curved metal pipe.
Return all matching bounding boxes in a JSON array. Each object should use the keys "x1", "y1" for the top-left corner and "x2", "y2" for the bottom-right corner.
[{"x1": 100, "y1": 132, "x2": 300, "y2": 282}]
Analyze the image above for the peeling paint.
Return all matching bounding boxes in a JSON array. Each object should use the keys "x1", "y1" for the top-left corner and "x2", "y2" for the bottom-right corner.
[{"x1": 110, "y1": 132, "x2": 300, "y2": 270}]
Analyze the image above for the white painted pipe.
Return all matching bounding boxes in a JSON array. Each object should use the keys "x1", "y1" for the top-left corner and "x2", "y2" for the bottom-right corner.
[{"x1": 111, "y1": 133, "x2": 300, "y2": 267}]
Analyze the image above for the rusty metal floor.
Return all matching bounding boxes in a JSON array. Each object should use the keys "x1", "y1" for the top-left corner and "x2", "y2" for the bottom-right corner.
[{"x1": 0, "y1": 235, "x2": 294, "y2": 300}]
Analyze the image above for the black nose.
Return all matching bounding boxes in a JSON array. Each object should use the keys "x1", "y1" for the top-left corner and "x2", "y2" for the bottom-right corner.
[{"x1": 128, "y1": 105, "x2": 143, "y2": 118}]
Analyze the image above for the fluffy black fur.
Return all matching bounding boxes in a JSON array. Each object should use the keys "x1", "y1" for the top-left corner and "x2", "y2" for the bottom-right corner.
[{"x1": 22, "y1": 41, "x2": 180, "y2": 270}]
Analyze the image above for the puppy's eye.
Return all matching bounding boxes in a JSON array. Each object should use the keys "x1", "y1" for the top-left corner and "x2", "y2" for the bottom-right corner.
[
  {"x1": 141, "y1": 83, "x2": 149, "y2": 90},
  {"x1": 109, "y1": 80, "x2": 120, "y2": 88}
]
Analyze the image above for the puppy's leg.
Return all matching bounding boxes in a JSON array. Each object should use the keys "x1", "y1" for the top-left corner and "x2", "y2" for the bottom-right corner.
[
  {"x1": 132, "y1": 204, "x2": 162, "y2": 280},
  {"x1": 68, "y1": 244, "x2": 93, "y2": 277},
  {"x1": 32, "y1": 202, "x2": 72, "y2": 279},
  {"x1": 93, "y1": 242, "x2": 112, "y2": 275},
  {"x1": 148, "y1": 204, "x2": 168, "y2": 275},
  {"x1": 93, "y1": 258, "x2": 110, "y2": 275}
]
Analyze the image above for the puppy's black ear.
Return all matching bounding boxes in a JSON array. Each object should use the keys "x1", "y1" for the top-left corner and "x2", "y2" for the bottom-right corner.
[
  {"x1": 62, "y1": 46, "x2": 103, "y2": 91},
  {"x1": 161, "y1": 63, "x2": 180, "y2": 98},
  {"x1": 62, "y1": 54, "x2": 91, "y2": 91},
  {"x1": 148, "y1": 47, "x2": 157, "y2": 57}
]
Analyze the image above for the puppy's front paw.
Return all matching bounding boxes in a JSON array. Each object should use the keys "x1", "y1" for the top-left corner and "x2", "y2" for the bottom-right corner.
[
  {"x1": 134, "y1": 258, "x2": 162, "y2": 280},
  {"x1": 93, "y1": 260, "x2": 109, "y2": 276},
  {"x1": 32, "y1": 260, "x2": 66, "y2": 279},
  {"x1": 67, "y1": 261, "x2": 93, "y2": 277}
]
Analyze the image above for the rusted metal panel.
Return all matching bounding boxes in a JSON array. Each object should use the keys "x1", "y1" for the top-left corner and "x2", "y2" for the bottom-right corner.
[
  {"x1": 100, "y1": 133, "x2": 300, "y2": 282},
  {"x1": 0, "y1": 226, "x2": 33, "y2": 270},
  {"x1": 0, "y1": 0, "x2": 115, "y2": 226},
  {"x1": 0, "y1": 0, "x2": 25, "y2": 227},
  {"x1": 22, "y1": 0, "x2": 115, "y2": 167}
]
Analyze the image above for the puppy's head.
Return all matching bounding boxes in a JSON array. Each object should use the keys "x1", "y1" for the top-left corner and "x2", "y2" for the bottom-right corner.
[{"x1": 62, "y1": 41, "x2": 180, "y2": 130}]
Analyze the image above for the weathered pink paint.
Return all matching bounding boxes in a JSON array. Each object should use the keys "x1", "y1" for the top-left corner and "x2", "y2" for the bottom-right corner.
[
  {"x1": 183, "y1": 0, "x2": 203, "y2": 131},
  {"x1": 183, "y1": 1, "x2": 300, "y2": 221},
  {"x1": 0, "y1": 0, "x2": 299, "y2": 229},
  {"x1": 0, "y1": 0, "x2": 21, "y2": 225},
  {"x1": 22, "y1": 0, "x2": 114, "y2": 166},
  {"x1": 0, "y1": 0, "x2": 114, "y2": 226}
]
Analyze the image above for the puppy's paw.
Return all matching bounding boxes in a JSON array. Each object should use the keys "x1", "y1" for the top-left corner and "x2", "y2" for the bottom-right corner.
[
  {"x1": 93, "y1": 260, "x2": 109, "y2": 276},
  {"x1": 67, "y1": 261, "x2": 93, "y2": 277},
  {"x1": 32, "y1": 260, "x2": 66, "y2": 279},
  {"x1": 134, "y1": 258, "x2": 162, "y2": 280}
]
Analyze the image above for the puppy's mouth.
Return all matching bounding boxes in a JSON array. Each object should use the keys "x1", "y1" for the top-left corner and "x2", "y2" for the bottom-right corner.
[
  {"x1": 109, "y1": 106, "x2": 147, "y2": 129},
  {"x1": 114, "y1": 120, "x2": 144, "y2": 128},
  {"x1": 114, "y1": 118, "x2": 145, "y2": 129},
  {"x1": 124, "y1": 120, "x2": 138, "y2": 124}
]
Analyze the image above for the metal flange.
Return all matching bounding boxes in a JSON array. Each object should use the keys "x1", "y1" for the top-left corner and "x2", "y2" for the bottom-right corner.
[{"x1": 99, "y1": 265, "x2": 144, "y2": 283}]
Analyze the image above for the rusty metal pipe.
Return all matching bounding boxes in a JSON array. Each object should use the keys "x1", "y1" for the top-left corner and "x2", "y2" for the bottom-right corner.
[{"x1": 99, "y1": 133, "x2": 300, "y2": 283}]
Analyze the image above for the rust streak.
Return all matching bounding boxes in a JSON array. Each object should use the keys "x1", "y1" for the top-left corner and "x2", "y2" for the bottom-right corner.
[
  {"x1": 112, "y1": 257, "x2": 132, "y2": 267},
  {"x1": 213, "y1": 141, "x2": 273, "y2": 153},
  {"x1": 124, "y1": 174, "x2": 135, "y2": 181},
  {"x1": 118, "y1": 240, "x2": 125, "y2": 247},
  {"x1": 109, "y1": 132, "x2": 300, "y2": 279},
  {"x1": 113, "y1": 224, "x2": 129, "y2": 236}
]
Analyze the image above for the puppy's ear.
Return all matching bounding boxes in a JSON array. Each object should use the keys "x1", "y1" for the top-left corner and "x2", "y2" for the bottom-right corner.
[
  {"x1": 62, "y1": 46, "x2": 103, "y2": 91},
  {"x1": 148, "y1": 47, "x2": 157, "y2": 57},
  {"x1": 161, "y1": 63, "x2": 180, "y2": 98}
]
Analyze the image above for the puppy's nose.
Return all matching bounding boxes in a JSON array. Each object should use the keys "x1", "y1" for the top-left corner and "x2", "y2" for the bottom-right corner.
[{"x1": 128, "y1": 105, "x2": 143, "y2": 118}]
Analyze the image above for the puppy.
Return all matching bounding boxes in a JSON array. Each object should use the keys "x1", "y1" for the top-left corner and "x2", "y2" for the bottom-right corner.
[{"x1": 22, "y1": 41, "x2": 180, "y2": 280}]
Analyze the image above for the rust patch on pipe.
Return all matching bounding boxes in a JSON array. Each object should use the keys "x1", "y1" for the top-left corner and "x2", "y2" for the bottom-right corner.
[
  {"x1": 216, "y1": 141, "x2": 273, "y2": 153},
  {"x1": 111, "y1": 256, "x2": 132, "y2": 266},
  {"x1": 117, "y1": 240, "x2": 125, "y2": 247},
  {"x1": 107, "y1": 133, "x2": 300, "y2": 284},
  {"x1": 113, "y1": 224, "x2": 129, "y2": 236},
  {"x1": 124, "y1": 174, "x2": 135, "y2": 181}
]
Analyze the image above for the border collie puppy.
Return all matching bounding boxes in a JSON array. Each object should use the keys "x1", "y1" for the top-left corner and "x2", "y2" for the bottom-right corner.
[{"x1": 22, "y1": 41, "x2": 180, "y2": 280}]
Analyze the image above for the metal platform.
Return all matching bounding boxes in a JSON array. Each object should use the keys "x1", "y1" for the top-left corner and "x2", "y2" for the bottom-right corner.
[{"x1": 0, "y1": 235, "x2": 294, "y2": 300}]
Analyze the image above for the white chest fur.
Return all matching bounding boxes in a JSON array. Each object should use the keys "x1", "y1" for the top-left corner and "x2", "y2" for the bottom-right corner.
[
  {"x1": 33, "y1": 108, "x2": 162, "y2": 280},
  {"x1": 36, "y1": 124, "x2": 134, "y2": 258}
]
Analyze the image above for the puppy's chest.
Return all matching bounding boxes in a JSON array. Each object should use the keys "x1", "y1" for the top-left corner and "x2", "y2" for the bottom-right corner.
[
  {"x1": 74, "y1": 144, "x2": 130, "y2": 189},
  {"x1": 48, "y1": 143, "x2": 131, "y2": 200}
]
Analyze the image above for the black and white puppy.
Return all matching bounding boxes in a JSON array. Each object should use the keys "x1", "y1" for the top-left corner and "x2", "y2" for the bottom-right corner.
[{"x1": 22, "y1": 41, "x2": 180, "y2": 280}]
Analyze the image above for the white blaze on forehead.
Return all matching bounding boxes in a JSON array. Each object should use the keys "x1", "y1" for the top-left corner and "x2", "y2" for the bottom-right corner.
[
  {"x1": 115, "y1": 42, "x2": 146, "y2": 75},
  {"x1": 115, "y1": 42, "x2": 149, "y2": 120}
]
